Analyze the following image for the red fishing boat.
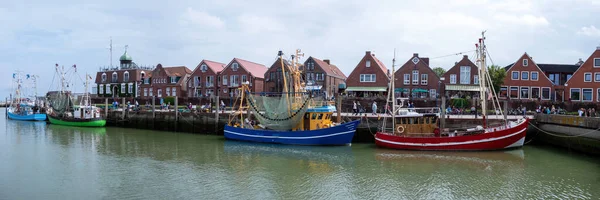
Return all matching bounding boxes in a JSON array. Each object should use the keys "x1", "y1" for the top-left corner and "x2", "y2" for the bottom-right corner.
[{"x1": 375, "y1": 32, "x2": 528, "y2": 151}]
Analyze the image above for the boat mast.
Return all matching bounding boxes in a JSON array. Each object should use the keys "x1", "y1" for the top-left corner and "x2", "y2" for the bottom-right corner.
[{"x1": 477, "y1": 31, "x2": 488, "y2": 128}]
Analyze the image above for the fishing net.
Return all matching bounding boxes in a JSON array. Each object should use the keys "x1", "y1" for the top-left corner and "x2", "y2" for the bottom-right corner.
[{"x1": 246, "y1": 93, "x2": 311, "y2": 130}]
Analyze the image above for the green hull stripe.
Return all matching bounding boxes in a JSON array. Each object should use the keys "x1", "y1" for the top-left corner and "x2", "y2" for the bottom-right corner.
[{"x1": 48, "y1": 117, "x2": 106, "y2": 127}]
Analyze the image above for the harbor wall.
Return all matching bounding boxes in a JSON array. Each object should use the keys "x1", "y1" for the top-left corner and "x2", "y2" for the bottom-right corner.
[{"x1": 533, "y1": 114, "x2": 600, "y2": 155}]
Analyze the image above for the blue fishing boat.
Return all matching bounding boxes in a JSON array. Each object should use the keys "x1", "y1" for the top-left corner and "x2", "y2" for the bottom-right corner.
[
  {"x1": 7, "y1": 72, "x2": 47, "y2": 121},
  {"x1": 224, "y1": 50, "x2": 359, "y2": 145}
]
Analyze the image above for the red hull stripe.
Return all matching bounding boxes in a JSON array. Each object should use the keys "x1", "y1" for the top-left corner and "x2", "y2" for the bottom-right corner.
[{"x1": 375, "y1": 128, "x2": 526, "y2": 147}]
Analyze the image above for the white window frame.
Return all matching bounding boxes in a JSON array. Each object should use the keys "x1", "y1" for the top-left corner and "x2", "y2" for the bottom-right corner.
[
  {"x1": 582, "y1": 88, "x2": 593, "y2": 102},
  {"x1": 101, "y1": 73, "x2": 107, "y2": 82},
  {"x1": 201, "y1": 64, "x2": 208, "y2": 72},
  {"x1": 149, "y1": 88, "x2": 153, "y2": 96},
  {"x1": 520, "y1": 86, "x2": 529, "y2": 99},
  {"x1": 170, "y1": 76, "x2": 177, "y2": 84},
  {"x1": 172, "y1": 87, "x2": 177, "y2": 96},
  {"x1": 166, "y1": 87, "x2": 171, "y2": 96},
  {"x1": 597, "y1": 88, "x2": 600, "y2": 102},
  {"x1": 366, "y1": 60, "x2": 371, "y2": 68},
  {"x1": 584, "y1": 72, "x2": 592, "y2": 82},
  {"x1": 99, "y1": 84, "x2": 104, "y2": 94},
  {"x1": 412, "y1": 70, "x2": 419, "y2": 85},
  {"x1": 594, "y1": 58, "x2": 600, "y2": 68},
  {"x1": 232, "y1": 63, "x2": 239, "y2": 71},
  {"x1": 123, "y1": 71, "x2": 130, "y2": 82},
  {"x1": 194, "y1": 76, "x2": 200, "y2": 87},
  {"x1": 421, "y1": 74, "x2": 428, "y2": 85},
  {"x1": 429, "y1": 89, "x2": 436, "y2": 98},
  {"x1": 570, "y1": 88, "x2": 581, "y2": 101},
  {"x1": 541, "y1": 87, "x2": 551, "y2": 100},
  {"x1": 512, "y1": 71, "x2": 519, "y2": 80},
  {"x1": 112, "y1": 72, "x2": 118, "y2": 82},
  {"x1": 222, "y1": 75, "x2": 228, "y2": 85},
  {"x1": 144, "y1": 88, "x2": 148, "y2": 96},
  {"x1": 128, "y1": 83, "x2": 133, "y2": 94},
  {"x1": 460, "y1": 66, "x2": 470, "y2": 84},
  {"x1": 531, "y1": 72, "x2": 538, "y2": 81},
  {"x1": 499, "y1": 86, "x2": 508, "y2": 98},
  {"x1": 595, "y1": 72, "x2": 600, "y2": 82},
  {"x1": 157, "y1": 89, "x2": 162, "y2": 97},
  {"x1": 521, "y1": 71, "x2": 529, "y2": 80},
  {"x1": 523, "y1": 59, "x2": 528, "y2": 66},
  {"x1": 106, "y1": 85, "x2": 112, "y2": 94},
  {"x1": 510, "y1": 86, "x2": 519, "y2": 99},
  {"x1": 450, "y1": 74, "x2": 456, "y2": 84},
  {"x1": 403, "y1": 74, "x2": 410, "y2": 85},
  {"x1": 120, "y1": 83, "x2": 125, "y2": 94},
  {"x1": 531, "y1": 87, "x2": 540, "y2": 99},
  {"x1": 474, "y1": 75, "x2": 479, "y2": 84},
  {"x1": 206, "y1": 76, "x2": 214, "y2": 87},
  {"x1": 359, "y1": 74, "x2": 376, "y2": 82}
]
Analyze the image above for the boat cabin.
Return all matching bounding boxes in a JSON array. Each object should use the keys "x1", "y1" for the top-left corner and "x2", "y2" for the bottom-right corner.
[
  {"x1": 73, "y1": 106, "x2": 101, "y2": 119},
  {"x1": 393, "y1": 114, "x2": 439, "y2": 137},
  {"x1": 297, "y1": 104, "x2": 336, "y2": 131}
]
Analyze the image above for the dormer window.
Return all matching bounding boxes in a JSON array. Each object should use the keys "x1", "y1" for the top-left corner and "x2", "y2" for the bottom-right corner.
[
  {"x1": 112, "y1": 72, "x2": 118, "y2": 82},
  {"x1": 366, "y1": 60, "x2": 371, "y2": 68},
  {"x1": 594, "y1": 58, "x2": 600, "y2": 68},
  {"x1": 101, "y1": 73, "x2": 107, "y2": 82},
  {"x1": 140, "y1": 72, "x2": 146, "y2": 79},
  {"x1": 123, "y1": 71, "x2": 130, "y2": 82},
  {"x1": 170, "y1": 76, "x2": 177, "y2": 83},
  {"x1": 232, "y1": 63, "x2": 239, "y2": 71},
  {"x1": 523, "y1": 59, "x2": 528, "y2": 66},
  {"x1": 201, "y1": 64, "x2": 208, "y2": 72}
]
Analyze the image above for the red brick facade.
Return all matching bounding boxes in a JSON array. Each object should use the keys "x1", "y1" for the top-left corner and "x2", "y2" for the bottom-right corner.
[
  {"x1": 264, "y1": 58, "x2": 292, "y2": 93},
  {"x1": 501, "y1": 53, "x2": 554, "y2": 101},
  {"x1": 565, "y1": 47, "x2": 600, "y2": 102},
  {"x1": 300, "y1": 57, "x2": 346, "y2": 97},
  {"x1": 346, "y1": 51, "x2": 389, "y2": 94},
  {"x1": 186, "y1": 60, "x2": 225, "y2": 97},
  {"x1": 394, "y1": 53, "x2": 441, "y2": 98},
  {"x1": 140, "y1": 64, "x2": 192, "y2": 99},
  {"x1": 441, "y1": 55, "x2": 479, "y2": 98},
  {"x1": 218, "y1": 58, "x2": 267, "y2": 97}
]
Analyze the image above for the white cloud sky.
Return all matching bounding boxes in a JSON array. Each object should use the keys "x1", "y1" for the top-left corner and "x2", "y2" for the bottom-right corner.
[{"x1": 2, "y1": 0, "x2": 600, "y2": 98}]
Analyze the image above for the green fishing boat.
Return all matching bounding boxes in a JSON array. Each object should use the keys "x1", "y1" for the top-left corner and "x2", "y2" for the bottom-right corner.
[{"x1": 48, "y1": 114, "x2": 106, "y2": 127}]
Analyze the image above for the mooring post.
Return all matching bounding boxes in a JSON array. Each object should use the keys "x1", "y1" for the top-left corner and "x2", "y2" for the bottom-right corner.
[
  {"x1": 104, "y1": 98, "x2": 108, "y2": 118},
  {"x1": 175, "y1": 97, "x2": 179, "y2": 122},
  {"x1": 336, "y1": 94, "x2": 342, "y2": 123},
  {"x1": 215, "y1": 95, "x2": 220, "y2": 132},
  {"x1": 440, "y1": 96, "x2": 446, "y2": 131},
  {"x1": 503, "y1": 100, "x2": 508, "y2": 122},
  {"x1": 122, "y1": 97, "x2": 125, "y2": 120},
  {"x1": 152, "y1": 97, "x2": 156, "y2": 119}
]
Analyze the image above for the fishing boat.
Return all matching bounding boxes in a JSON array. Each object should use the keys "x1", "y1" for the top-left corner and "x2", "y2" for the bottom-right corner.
[
  {"x1": 224, "y1": 50, "x2": 360, "y2": 145},
  {"x1": 47, "y1": 64, "x2": 106, "y2": 127},
  {"x1": 375, "y1": 32, "x2": 528, "y2": 151},
  {"x1": 7, "y1": 72, "x2": 46, "y2": 121}
]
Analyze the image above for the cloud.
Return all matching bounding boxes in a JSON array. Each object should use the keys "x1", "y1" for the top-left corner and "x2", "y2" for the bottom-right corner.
[
  {"x1": 577, "y1": 25, "x2": 600, "y2": 37},
  {"x1": 180, "y1": 8, "x2": 225, "y2": 29},
  {"x1": 237, "y1": 14, "x2": 285, "y2": 34},
  {"x1": 493, "y1": 14, "x2": 550, "y2": 26}
]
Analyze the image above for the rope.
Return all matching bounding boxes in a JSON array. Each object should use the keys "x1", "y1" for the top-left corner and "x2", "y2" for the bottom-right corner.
[
  {"x1": 430, "y1": 50, "x2": 476, "y2": 60},
  {"x1": 528, "y1": 122, "x2": 600, "y2": 138},
  {"x1": 361, "y1": 114, "x2": 376, "y2": 136}
]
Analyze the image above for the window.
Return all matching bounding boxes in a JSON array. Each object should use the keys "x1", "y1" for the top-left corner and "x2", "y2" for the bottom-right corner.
[
  {"x1": 170, "y1": 76, "x2": 177, "y2": 83},
  {"x1": 595, "y1": 58, "x2": 600, "y2": 68},
  {"x1": 201, "y1": 64, "x2": 208, "y2": 72},
  {"x1": 207, "y1": 89, "x2": 213, "y2": 96},
  {"x1": 450, "y1": 74, "x2": 456, "y2": 84},
  {"x1": 500, "y1": 86, "x2": 507, "y2": 98},
  {"x1": 570, "y1": 88, "x2": 580, "y2": 101},
  {"x1": 531, "y1": 87, "x2": 540, "y2": 99},
  {"x1": 166, "y1": 87, "x2": 171, "y2": 96},
  {"x1": 595, "y1": 73, "x2": 600, "y2": 82},
  {"x1": 549, "y1": 74, "x2": 559, "y2": 85},
  {"x1": 106, "y1": 86, "x2": 111, "y2": 94},
  {"x1": 141, "y1": 72, "x2": 146, "y2": 79},
  {"x1": 512, "y1": 71, "x2": 519, "y2": 80},
  {"x1": 460, "y1": 66, "x2": 470, "y2": 84},
  {"x1": 474, "y1": 75, "x2": 479, "y2": 84},
  {"x1": 128, "y1": 83, "x2": 133, "y2": 94},
  {"x1": 206, "y1": 76, "x2": 214, "y2": 87},
  {"x1": 316, "y1": 73, "x2": 324, "y2": 81},
  {"x1": 157, "y1": 89, "x2": 162, "y2": 97},
  {"x1": 112, "y1": 72, "x2": 118, "y2": 82},
  {"x1": 429, "y1": 89, "x2": 436, "y2": 98},
  {"x1": 149, "y1": 88, "x2": 153, "y2": 96},
  {"x1": 520, "y1": 87, "x2": 529, "y2": 99},
  {"x1": 193, "y1": 76, "x2": 200, "y2": 87},
  {"x1": 99, "y1": 85, "x2": 104, "y2": 94},
  {"x1": 403, "y1": 74, "x2": 410, "y2": 85},
  {"x1": 121, "y1": 83, "x2": 125, "y2": 94},
  {"x1": 421, "y1": 74, "x2": 428, "y2": 85},
  {"x1": 232, "y1": 63, "x2": 239, "y2": 71},
  {"x1": 123, "y1": 71, "x2": 130, "y2": 82},
  {"x1": 101, "y1": 73, "x2": 107, "y2": 82},
  {"x1": 531, "y1": 72, "x2": 538, "y2": 81},
  {"x1": 521, "y1": 71, "x2": 529, "y2": 80},
  {"x1": 172, "y1": 87, "x2": 177, "y2": 96},
  {"x1": 412, "y1": 70, "x2": 419, "y2": 85},
  {"x1": 143, "y1": 88, "x2": 148, "y2": 96},
  {"x1": 144, "y1": 78, "x2": 150, "y2": 84},
  {"x1": 222, "y1": 75, "x2": 228, "y2": 85},
  {"x1": 582, "y1": 88, "x2": 592, "y2": 101},
  {"x1": 584, "y1": 73, "x2": 592, "y2": 82},
  {"x1": 366, "y1": 60, "x2": 371, "y2": 67},
  {"x1": 359, "y1": 74, "x2": 376, "y2": 82},
  {"x1": 542, "y1": 87, "x2": 550, "y2": 100},
  {"x1": 307, "y1": 61, "x2": 314, "y2": 70},
  {"x1": 567, "y1": 74, "x2": 572, "y2": 81},
  {"x1": 598, "y1": 89, "x2": 600, "y2": 102},
  {"x1": 510, "y1": 86, "x2": 519, "y2": 99},
  {"x1": 523, "y1": 59, "x2": 528, "y2": 66},
  {"x1": 230, "y1": 75, "x2": 239, "y2": 86},
  {"x1": 241, "y1": 75, "x2": 247, "y2": 84}
]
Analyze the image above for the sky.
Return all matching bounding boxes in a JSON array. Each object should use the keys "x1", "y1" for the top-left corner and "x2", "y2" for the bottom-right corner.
[{"x1": 2, "y1": 0, "x2": 600, "y2": 98}]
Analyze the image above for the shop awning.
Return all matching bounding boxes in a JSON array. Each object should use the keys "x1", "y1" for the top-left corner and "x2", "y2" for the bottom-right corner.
[
  {"x1": 304, "y1": 85, "x2": 322, "y2": 90},
  {"x1": 394, "y1": 88, "x2": 407, "y2": 92},
  {"x1": 445, "y1": 85, "x2": 481, "y2": 92},
  {"x1": 346, "y1": 86, "x2": 387, "y2": 92},
  {"x1": 411, "y1": 88, "x2": 428, "y2": 93}
]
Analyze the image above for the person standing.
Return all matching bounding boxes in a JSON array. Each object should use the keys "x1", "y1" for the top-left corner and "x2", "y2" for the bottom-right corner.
[
  {"x1": 352, "y1": 101, "x2": 358, "y2": 116},
  {"x1": 372, "y1": 101, "x2": 377, "y2": 115},
  {"x1": 357, "y1": 102, "x2": 362, "y2": 114}
]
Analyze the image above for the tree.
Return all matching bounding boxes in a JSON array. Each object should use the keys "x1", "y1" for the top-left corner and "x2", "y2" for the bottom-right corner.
[
  {"x1": 487, "y1": 65, "x2": 506, "y2": 95},
  {"x1": 432, "y1": 67, "x2": 446, "y2": 77}
]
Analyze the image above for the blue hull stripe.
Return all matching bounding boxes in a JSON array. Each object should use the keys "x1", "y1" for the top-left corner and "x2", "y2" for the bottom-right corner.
[
  {"x1": 7, "y1": 112, "x2": 47, "y2": 121},
  {"x1": 224, "y1": 130, "x2": 355, "y2": 139}
]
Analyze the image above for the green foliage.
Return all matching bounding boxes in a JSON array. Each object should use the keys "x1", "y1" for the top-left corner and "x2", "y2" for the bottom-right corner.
[
  {"x1": 488, "y1": 65, "x2": 506, "y2": 94},
  {"x1": 450, "y1": 98, "x2": 470, "y2": 108},
  {"x1": 432, "y1": 67, "x2": 446, "y2": 77},
  {"x1": 163, "y1": 96, "x2": 175, "y2": 105}
]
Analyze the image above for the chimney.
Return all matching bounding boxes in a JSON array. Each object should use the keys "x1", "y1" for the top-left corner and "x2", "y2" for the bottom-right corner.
[
  {"x1": 366, "y1": 51, "x2": 371, "y2": 55},
  {"x1": 422, "y1": 57, "x2": 429, "y2": 65},
  {"x1": 597, "y1": 46, "x2": 600, "y2": 50},
  {"x1": 323, "y1": 59, "x2": 331, "y2": 65},
  {"x1": 413, "y1": 53, "x2": 419, "y2": 57},
  {"x1": 463, "y1": 55, "x2": 468, "y2": 59}
]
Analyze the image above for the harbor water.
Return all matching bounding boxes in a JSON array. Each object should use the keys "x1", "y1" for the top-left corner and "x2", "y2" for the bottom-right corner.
[{"x1": 0, "y1": 109, "x2": 598, "y2": 199}]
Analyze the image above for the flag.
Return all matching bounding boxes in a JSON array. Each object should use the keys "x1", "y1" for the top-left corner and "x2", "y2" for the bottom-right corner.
[
  {"x1": 55, "y1": 63, "x2": 58, "y2": 67},
  {"x1": 12, "y1": 73, "x2": 16, "y2": 79},
  {"x1": 26, "y1": 74, "x2": 30, "y2": 79}
]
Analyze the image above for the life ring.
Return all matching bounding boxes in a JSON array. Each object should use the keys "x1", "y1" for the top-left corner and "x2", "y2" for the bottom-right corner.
[{"x1": 396, "y1": 126, "x2": 405, "y2": 133}]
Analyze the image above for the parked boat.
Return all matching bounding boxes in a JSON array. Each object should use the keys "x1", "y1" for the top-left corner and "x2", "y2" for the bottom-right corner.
[
  {"x1": 224, "y1": 50, "x2": 359, "y2": 145},
  {"x1": 7, "y1": 72, "x2": 46, "y2": 121},
  {"x1": 375, "y1": 32, "x2": 528, "y2": 151},
  {"x1": 47, "y1": 64, "x2": 106, "y2": 127}
]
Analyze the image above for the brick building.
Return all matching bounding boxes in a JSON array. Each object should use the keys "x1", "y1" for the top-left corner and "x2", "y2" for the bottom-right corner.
[
  {"x1": 441, "y1": 55, "x2": 480, "y2": 99},
  {"x1": 565, "y1": 47, "x2": 600, "y2": 102},
  {"x1": 95, "y1": 50, "x2": 154, "y2": 98},
  {"x1": 218, "y1": 58, "x2": 267, "y2": 97},
  {"x1": 394, "y1": 53, "x2": 440, "y2": 99},
  {"x1": 264, "y1": 58, "x2": 293, "y2": 93},
  {"x1": 300, "y1": 57, "x2": 346, "y2": 97},
  {"x1": 139, "y1": 64, "x2": 192, "y2": 98},
  {"x1": 187, "y1": 60, "x2": 225, "y2": 97},
  {"x1": 346, "y1": 51, "x2": 389, "y2": 97}
]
